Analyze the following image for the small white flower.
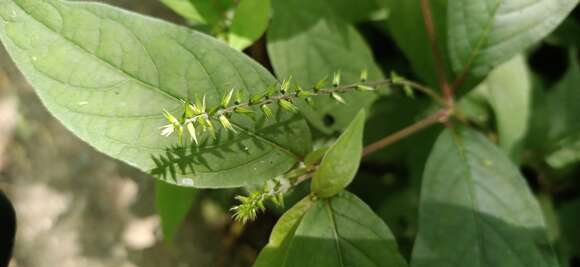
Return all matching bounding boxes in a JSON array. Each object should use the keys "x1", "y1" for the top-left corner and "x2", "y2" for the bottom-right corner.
[{"x1": 160, "y1": 124, "x2": 175, "y2": 137}]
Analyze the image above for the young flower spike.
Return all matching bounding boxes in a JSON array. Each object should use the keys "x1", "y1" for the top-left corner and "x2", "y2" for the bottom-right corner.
[
  {"x1": 219, "y1": 114, "x2": 237, "y2": 133},
  {"x1": 331, "y1": 92, "x2": 346, "y2": 104},
  {"x1": 332, "y1": 71, "x2": 341, "y2": 87},
  {"x1": 279, "y1": 99, "x2": 298, "y2": 112},
  {"x1": 260, "y1": 104, "x2": 273, "y2": 119}
]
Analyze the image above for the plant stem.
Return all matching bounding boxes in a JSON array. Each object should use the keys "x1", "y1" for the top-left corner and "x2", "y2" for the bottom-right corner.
[
  {"x1": 182, "y1": 78, "x2": 442, "y2": 124},
  {"x1": 420, "y1": 0, "x2": 453, "y2": 105},
  {"x1": 362, "y1": 108, "x2": 451, "y2": 157}
]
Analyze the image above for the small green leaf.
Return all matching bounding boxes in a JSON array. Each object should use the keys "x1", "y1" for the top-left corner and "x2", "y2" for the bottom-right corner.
[
  {"x1": 412, "y1": 127, "x2": 558, "y2": 267},
  {"x1": 155, "y1": 180, "x2": 197, "y2": 242},
  {"x1": 254, "y1": 192, "x2": 408, "y2": 267},
  {"x1": 311, "y1": 110, "x2": 365, "y2": 198},
  {"x1": 228, "y1": 0, "x2": 271, "y2": 50}
]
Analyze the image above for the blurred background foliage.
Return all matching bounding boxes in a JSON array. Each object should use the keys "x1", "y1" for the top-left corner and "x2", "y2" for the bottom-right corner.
[{"x1": 0, "y1": 0, "x2": 579, "y2": 267}]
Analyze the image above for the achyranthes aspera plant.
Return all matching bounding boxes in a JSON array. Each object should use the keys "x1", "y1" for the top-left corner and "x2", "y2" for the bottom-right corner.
[{"x1": 0, "y1": 0, "x2": 578, "y2": 266}]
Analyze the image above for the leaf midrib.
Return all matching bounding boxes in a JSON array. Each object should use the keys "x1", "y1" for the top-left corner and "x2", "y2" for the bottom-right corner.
[
  {"x1": 11, "y1": 0, "x2": 301, "y2": 160},
  {"x1": 450, "y1": 129, "x2": 486, "y2": 267}
]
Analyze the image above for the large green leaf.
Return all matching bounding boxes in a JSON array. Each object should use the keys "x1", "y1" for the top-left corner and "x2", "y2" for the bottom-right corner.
[
  {"x1": 385, "y1": 0, "x2": 450, "y2": 88},
  {"x1": 267, "y1": 0, "x2": 383, "y2": 134},
  {"x1": 254, "y1": 191, "x2": 408, "y2": 267},
  {"x1": 0, "y1": 0, "x2": 312, "y2": 188},
  {"x1": 311, "y1": 110, "x2": 365, "y2": 198},
  {"x1": 448, "y1": 0, "x2": 578, "y2": 80},
  {"x1": 412, "y1": 127, "x2": 558, "y2": 267},
  {"x1": 484, "y1": 55, "x2": 531, "y2": 162},
  {"x1": 228, "y1": 0, "x2": 270, "y2": 51},
  {"x1": 155, "y1": 180, "x2": 197, "y2": 242}
]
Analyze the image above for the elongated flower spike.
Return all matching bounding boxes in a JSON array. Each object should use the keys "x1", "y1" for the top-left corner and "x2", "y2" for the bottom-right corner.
[
  {"x1": 331, "y1": 92, "x2": 346, "y2": 104},
  {"x1": 279, "y1": 99, "x2": 298, "y2": 112},
  {"x1": 360, "y1": 68, "x2": 368, "y2": 82},
  {"x1": 219, "y1": 114, "x2": 237, "y2": 133},
  {"x1": 221, "y1": 89, "x2": 235, "y2": 108},
  {"x1": 260, "y1": 104, "x2": 273, "y2": 119},
  {"x1": 332, "y1": 71, "x2": 341, "y2": 87}
]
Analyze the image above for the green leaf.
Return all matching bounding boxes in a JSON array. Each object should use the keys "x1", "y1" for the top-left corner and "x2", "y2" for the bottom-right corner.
[
  {"x1": 267, "y1": 0, "x2": 382, "y2": 134},
  {"x1": 254, "y1": 191, "x2": 408, "y2": 267},
  {"x1": 558, "y1": 197, "x2": 580, "y2": 258},
  {"x1": 311, "y1": 110, "x2": 365, "y2": 198},
  {"x1": 412, "y1": 127, "x2": 558, "y2": 267},
  {"x1": 228, "y1": 0, "x2": 270, "y2": 51},
  {"x1": 328, "y1": 0, "x2": 388, "y2": 23},
  {"x1": 385, "y1": 0, "x2": 450, "y2": 88},
  {"x1": 545, "y1": 51, "x2": 580, "y2": 143},
  {"x1": 448, "y1": 0, "x2": 578, "y2": 80},
  {"x1": 160, "y1": 0, "x2": 226, "y2": 26},
  {"x1": 0, "y1": 0, "x2": 312, "y2": 188},
  {"x1": 155, "y1": 180, "x2": 197, "y2": 242},
  {"x1": 253, "y1": 196, "x2": 315, "y2": 267},
  {"x1": 483, "y1": 55, "x2": 532, "y2": 162}
]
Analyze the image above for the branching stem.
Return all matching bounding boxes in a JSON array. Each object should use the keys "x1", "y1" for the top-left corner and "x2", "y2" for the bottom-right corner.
[
  {"x1": 362, "y1": 108, "x2": 452, "y2": 157},
  {"x1": 420, "y1": 0, "x2": 453, "y2": 106}
]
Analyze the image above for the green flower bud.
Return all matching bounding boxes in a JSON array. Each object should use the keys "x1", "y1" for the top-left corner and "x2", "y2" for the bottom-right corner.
[
  {"x1": 221, "y1": 89, "x2": 235, "y2": 108},
  {"x1": 260, "y1": 104, "x2": 273, "y2": 119},
  {"x1": 234, "y1": 107, "x2": 254, "y2": 114},
  {"x1": 331, "y1": 92, "x2": 346, "y2": 104},
  {"x1": 235, "y1": 90, "x2": 245, "y2": 105},
  {"x1": 356, "y1": 85, "x2": 374, "y2": 91},
  {"x1": 280, "y1": 77, "x2": 292, "y2": 95},
  {"x1": 162, "y1": 110, "x2": 179, "y2": 124},
  {"x1": 313, "y1": 76, "x2": 327, "y2": 92},
  {"x1": 279, "y1": 99, "x2": 298, "y2": 112},
  {"x1": 219, "y1": 114, "x2": 236, "y2": 133},
  {"x1": 250, "y1": 94, "x2": 263, "y2": 105},
  {"x1": 360, "y1": 69, "x2": 368, "y2": 82},
  {"x1": 185, "y1": 121, "x2": 198, "y2": 145},
  {"x1": 332, "y1": 71, "x2": 341, "y2": 87}
]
